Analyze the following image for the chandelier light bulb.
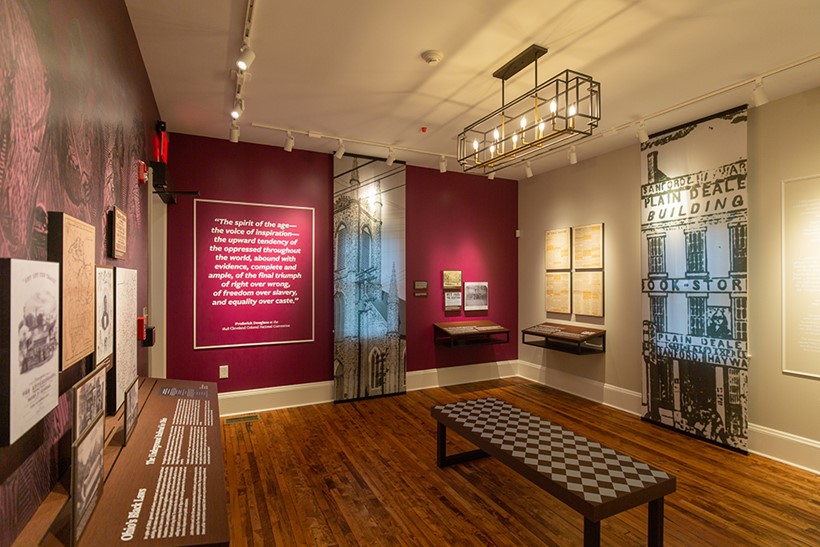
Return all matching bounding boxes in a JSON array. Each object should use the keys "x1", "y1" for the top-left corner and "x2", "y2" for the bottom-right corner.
[
  {"x1": 493, "y1": 129, "x2": 500, "y2": 141},
  {"x1": 520, "y1": 117, "x2": 527, "y2": 130},
  {"x1": 568, "y1": 104, "x2": 577, "y2": 116},
  {"x1": 473, "y1": 139, "x2": 479, "y2": 151},
  {"x1": 549, "y1": 100, "x2": 557, "y2": 114}
]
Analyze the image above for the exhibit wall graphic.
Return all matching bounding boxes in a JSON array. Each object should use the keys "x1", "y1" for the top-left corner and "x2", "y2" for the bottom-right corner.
[
  {"x1": 0, "y1": 1, "x2": 157, "y2": 544},
  {"x1": 194, "y1": 199, "x2": 314, "y2": 349},
  {"x1": 333, "y1": 158, "x2": 406, "y2": 401},
  {"x1": 640, "y1": 107, "x2": 749, "y2": 451}
]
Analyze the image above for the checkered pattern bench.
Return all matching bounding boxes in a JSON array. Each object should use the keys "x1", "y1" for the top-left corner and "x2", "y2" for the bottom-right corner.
[{"x1": 431, "y1": 398, "x2": 676, "y2": 547}]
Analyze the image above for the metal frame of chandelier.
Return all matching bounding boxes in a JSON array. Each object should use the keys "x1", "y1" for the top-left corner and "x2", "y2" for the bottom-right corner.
[{"x1": 457, "y1": 45, "x2": 601, "y2": 175}]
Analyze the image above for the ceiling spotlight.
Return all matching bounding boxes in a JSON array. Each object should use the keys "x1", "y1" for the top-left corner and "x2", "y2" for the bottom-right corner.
[
  {"x1": 386, "y1": 148, "x2": 396, "y2": 166},
  {"x1": 488, "y1": 172, "x2": 495, "y2": 180},
  {"x1": 284, "y1": 131, "x2": 294, "y2": 152},
  {"x1": 569, "y1": 146, "x2": 578, "y2": 165},
  {"x1": 230, "y1": 97, "x2": 244, "y2": 119},
  {"x1": 229, "y1": 121, "x2": 240, "y2": 143},
  {"x1": 334, "y1": 140, "x2": 346, "y2": 160},
  {"x1": 752, "y1": 78, "x2": 768, "y2": 107},
  {"x1": 637, "y1": 121, "x2": 649, "y2": 144},
  {"x1": 237, "y1": 45, "x2": 256, "y2": 72},
  {"x1": 525, "y1": 161, "x2": 533, "y2": 178},
  {"x1": 439, "y1": 155, "x2": 447, "y2": 173}
]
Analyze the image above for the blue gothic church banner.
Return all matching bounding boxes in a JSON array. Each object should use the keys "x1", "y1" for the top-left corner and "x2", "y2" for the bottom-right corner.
[
  {"x1": 333, "y1": 157, "x2": 406, "y2": 402},
  {"x1": 640, "y1": 107, "x2": 748, "y2": 451}
]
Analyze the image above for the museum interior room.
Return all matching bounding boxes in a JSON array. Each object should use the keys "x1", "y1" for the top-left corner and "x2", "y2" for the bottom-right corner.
[{"x1": 1, "y1": 0, "x2": 819, "y2": 545}]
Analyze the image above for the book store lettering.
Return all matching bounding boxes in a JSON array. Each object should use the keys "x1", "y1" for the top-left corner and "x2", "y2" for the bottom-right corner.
[{"x1": 642, "y1": 277, "x2": 745, "y2": 293}]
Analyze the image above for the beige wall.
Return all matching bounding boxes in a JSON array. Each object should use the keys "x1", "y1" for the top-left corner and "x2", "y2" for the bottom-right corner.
[{"x1": 518, "y1": 87, "x2": 820, "y2": 447}]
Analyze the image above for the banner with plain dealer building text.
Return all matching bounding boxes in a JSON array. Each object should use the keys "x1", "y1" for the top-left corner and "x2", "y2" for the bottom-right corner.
[{"x1": 194, "y1": 199, "x2": 314, "y2": 349}]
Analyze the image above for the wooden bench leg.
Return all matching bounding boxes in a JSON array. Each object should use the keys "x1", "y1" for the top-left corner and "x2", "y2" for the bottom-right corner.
[
  {"x1": 648, "y1": 497, "x2": 664, "y2": 547},
  {"x1": 583, "y1": 518, "x2": 600, "y2": 547},
  {"x1": 436, "y1": 422, "x2": 488, "y2": 468}
]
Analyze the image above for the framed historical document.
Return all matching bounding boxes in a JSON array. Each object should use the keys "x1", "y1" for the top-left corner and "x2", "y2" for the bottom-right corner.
[
  {"x1": 73, "y1": 365, "x2": 106, "y2": 442},
  {"x1": 48, "y1": 212, "x2": 96, "y2": 370},
  {"x1": 110, "y1": 207, "x2": 127, "y2": 259},
  {"x1": 545, "y1": 227, "x2": 571, "y2": 270},
  {"x1": 95, "y1": 267, "x2": 114, "y2": 370},
  {"x1": 413, "y1": 280, "x2": 428, "y2": 291},
  {"x1": 573, "y1": 271, "x2": 604, "y2": 317},
  {"x1": 463, "y1": 282, "x2": 489, "y2": 311},
  {"x1": 444, "y1": 290, "x2": 462, "y2": 311},
  {"x1": 573, "y1": 223, "x2": 604, "y2": 269},
  {"x1": 442, "y1": 270, "x2": 462, "y2": 290},
  {"x1": 545, "y1": 272, "x2": 572, "y2": 314},
  {"x1": 124, "y1": 377, "x2": 139, "y2": 445},
  {"x1": 0, "y1": 259, "x2": 60, "y2": 446},
  {"x1": 72, "y1": 413, "x2": 104, "y2": 545},
  {"x1": 109, "y1": 267, "x2": 138, "y2": 414}
]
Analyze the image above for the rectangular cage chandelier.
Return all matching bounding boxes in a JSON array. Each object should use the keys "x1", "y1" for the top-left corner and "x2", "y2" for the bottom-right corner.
[{"x1": 457, "y1": 45, "x2": 601, "y2": 175}]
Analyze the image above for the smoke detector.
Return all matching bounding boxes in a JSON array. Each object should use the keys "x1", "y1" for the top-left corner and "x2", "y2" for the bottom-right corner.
[{"x1": 421, "y1": 49, "x2": 444, "y2": 65}]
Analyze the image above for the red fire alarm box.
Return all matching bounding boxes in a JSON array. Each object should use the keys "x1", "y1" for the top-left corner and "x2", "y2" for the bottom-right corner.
[{"x1": 137, "y1": 316, "x2": 146, "y2": 340}]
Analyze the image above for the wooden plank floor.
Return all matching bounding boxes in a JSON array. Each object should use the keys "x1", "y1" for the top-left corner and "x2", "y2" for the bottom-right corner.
[{"x1": 221, "y1": 378, "x2": 820, "y2": 546}]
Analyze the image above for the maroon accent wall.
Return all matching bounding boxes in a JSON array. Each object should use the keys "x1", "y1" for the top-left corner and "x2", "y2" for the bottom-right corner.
[
  {"x1": 405, "y1": 166, "x2": 518, "y2": 370},
  {"x1": 165, "y1": 134, "x2": 334, "y2": 392}
]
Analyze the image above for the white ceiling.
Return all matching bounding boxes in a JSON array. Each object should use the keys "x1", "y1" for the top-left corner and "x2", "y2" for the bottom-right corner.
[{"x1": 125, "y1": 0, "x2": 820, "y2": 180}]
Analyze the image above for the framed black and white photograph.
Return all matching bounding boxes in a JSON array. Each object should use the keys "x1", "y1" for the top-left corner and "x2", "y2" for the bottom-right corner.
[
  {"x1": 442, "y1": 270, "x2": 462, "y2": 290},
  {"x1": 95, "y1": 266, "x2": 114, "y2": 370},
  {"x1": 72, "y1": 412, "x2": 104, "y2": 545},
  {"x1": 444, "y1": 290, "x2": 462, "y2": 311},
  {"x1": 124, "y1": 377, "x2": 139, "y2": 445},
  {"x1": 73, "y1": 365, "x2": 106, "y2": 442},
  {"x1": 0, "y1": 259, "x2": 60, "y2": 446},
  {"x1": 463, "y1": 282, "x2": 489, "y2": 311}
]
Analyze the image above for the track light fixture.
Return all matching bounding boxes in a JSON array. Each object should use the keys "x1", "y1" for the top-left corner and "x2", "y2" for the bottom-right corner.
[
  {"x1": 752, "y1": 78, "x2": 768, "y2": 107},
  {"x1": 229, "y1": 121, "x2": 240, "y2": 143},
  {"x1": 525, "y1": 161, "x2": 533, "y2": 178},
  {"x1": 569, "y1": 146, "x2": 578, "y2": 165},
  {"x1": 637, "y1": 121, "x2": 649, "y2": 144},
  {"x1": 237, "y1": 45, "x2": 256, "y2": 72},
  {"x1": 439, "y1": 155, "x2": 447, "y2": 173},
  {"x1": 334, "y1": 139, "x2": 346, "y2": 159},
  {"x1": 231, "y1": 97, "x2": 244, "y2": 120},
  {"x1": 386, "y1": 148, "x2": 396, "y2": 166},
  {"x1": 284, "y1": 131, "x2": 294, "y2": 152}
]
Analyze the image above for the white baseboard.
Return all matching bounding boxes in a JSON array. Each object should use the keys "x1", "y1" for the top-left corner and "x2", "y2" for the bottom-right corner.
[
  {"x1": 407, "y1": 360, "x2": 519, "y2": 391},
  {"x1": 748, "y1": 423, "x2": 820, "y2": 475},
  {"x1": 516, "y1": 359, "x2": 642, "y2": 415},
  {"x1": 216, "y1": 360, "x2": 818, "y2": 474},
  {"x1": 218, "y1": 380, "x2": 334, "y2": 417}
]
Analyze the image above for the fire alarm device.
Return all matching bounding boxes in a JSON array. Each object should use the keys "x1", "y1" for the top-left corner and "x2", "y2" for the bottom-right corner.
[{"x1": 137, "y1": 160, "x2": 147, "y2": 185}]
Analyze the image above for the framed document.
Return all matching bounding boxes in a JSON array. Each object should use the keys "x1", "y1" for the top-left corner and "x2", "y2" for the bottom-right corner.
[
  {"x1": 442, "y1": 270, "x2": 462, "y2": 290},
  {"x1": 413, "y1": 280, "x2": 428, "y2": 291},
  {"x1": 545, "y1": 272, "x2": 572, "y2": 314},
  {"x1": 124, "y1": 377, "x2": 139, "y2": 445},
  {"x1": 73, "y1": 365, "x2": 106, "y2": 441},
  {"x1": 48, "y1": 212, "x2": 96, "y2": 370},
  {"x1": 72, "y1": 413, "x2": 104, "y2": 545},
  {"x1": 545, "y1": 227, "x2": 571, "y2": 270},
  {"x1": 573, "y1": 271, "x2": 604, "y2": 317},
  {"x1": 573, "y1": 223, "x2": 604, "y2": 269},
  {"x1": 0, "y1": 259, "x2": 60, "y2": 446},
  {"x1": 109, "y1": 267, "x2": 138, "y2": 414},
  {"x1": 95, "y1": 266, "x2": 114, "y2": 370},
  {"x1": 463, "y1": 282, "x2": 489, "y2": 311},
  {"x1": 444, "y1": 290, "x2": 462, "y2": 311},
  {"x1": 110, "y1": 207, "x2": 127, "y2": 259}
]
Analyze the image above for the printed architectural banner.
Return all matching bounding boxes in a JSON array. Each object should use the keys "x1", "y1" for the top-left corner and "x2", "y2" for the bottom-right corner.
[
  {"x1": 333, "y1": 158, "x2": 406, "y2": 402},
  {"x1": 1, "y1": 259, "x2": 60, "y2": 446},
  {"x1": 640, "y1": 107, "x2": 749, "y2": 451},
  {"x1": 194, "y1": 199, "x2": 315, "y2": 349}
]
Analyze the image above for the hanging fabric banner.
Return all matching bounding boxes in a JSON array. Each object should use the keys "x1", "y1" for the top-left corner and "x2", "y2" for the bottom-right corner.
[
  {"x1": 640, "y1": 106, "x2": 749, "y2": 451},
  {"x1": 333, "y1": 158, "x2": 406, "y2": 402}
]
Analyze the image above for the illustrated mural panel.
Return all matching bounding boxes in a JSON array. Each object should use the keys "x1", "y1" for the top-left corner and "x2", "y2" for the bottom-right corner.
[{"x1": 640, "y1": 107, "x2": 749, "y2": 451}]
